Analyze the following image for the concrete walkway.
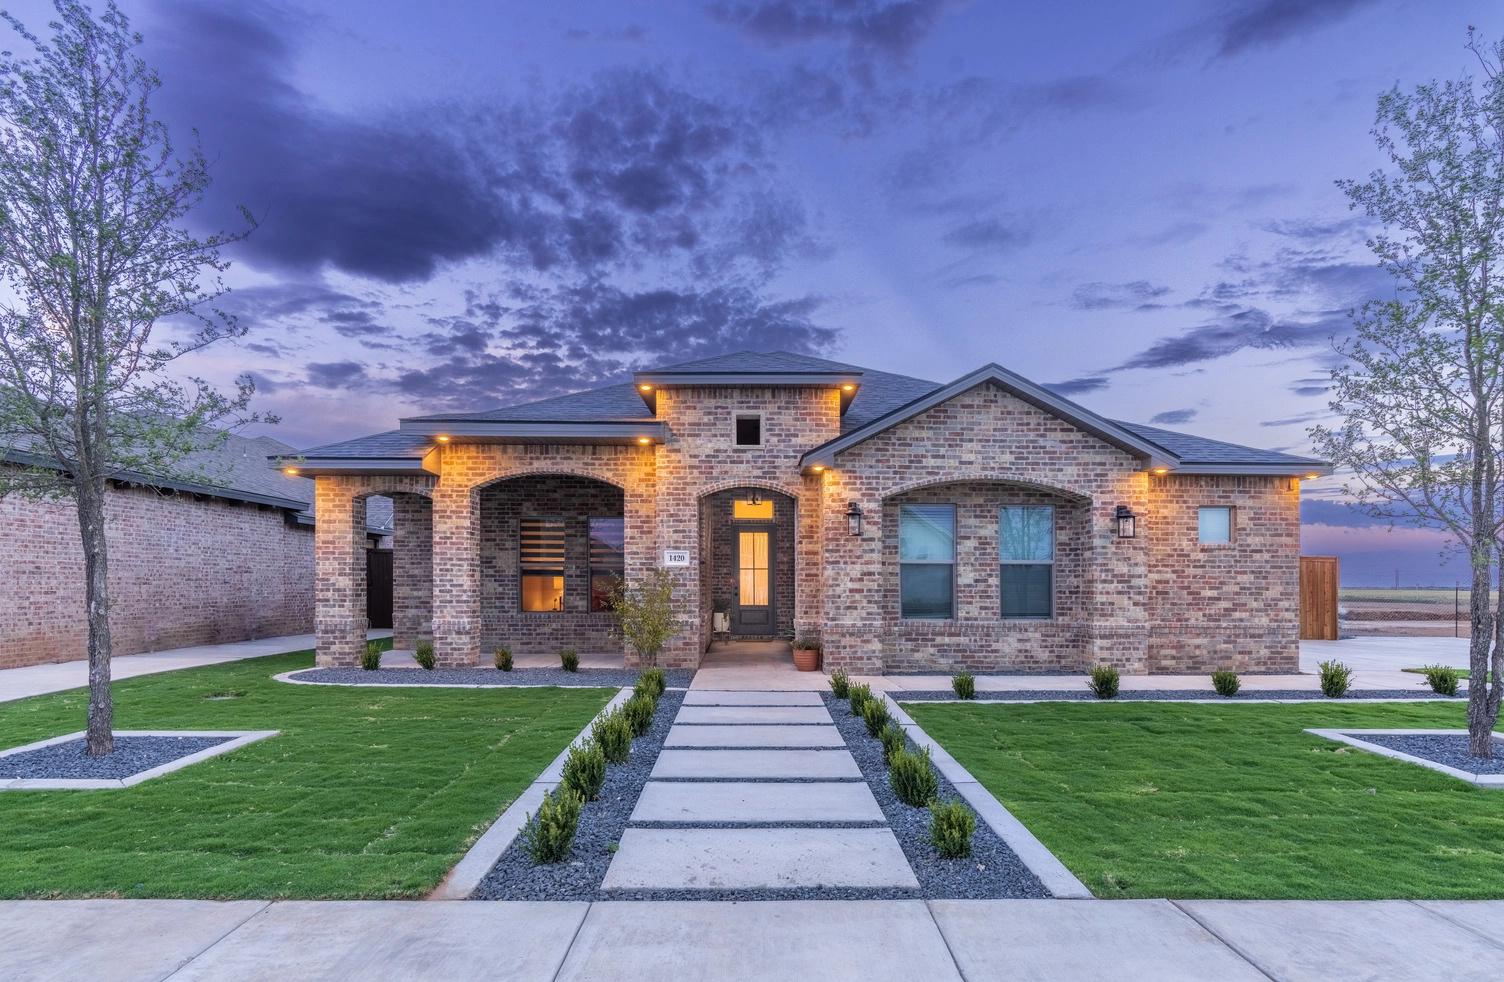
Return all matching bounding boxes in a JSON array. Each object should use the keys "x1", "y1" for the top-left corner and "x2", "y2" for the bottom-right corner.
[
  {"x1": 602, "y1": 689, "x2": 917, "y2": 891},
  {"x1": 0, "y1": 631, "x2": 391, "y2": 705},
  {"x1": 5, "y1": 897, "x2": 1503, "y2": 981}
]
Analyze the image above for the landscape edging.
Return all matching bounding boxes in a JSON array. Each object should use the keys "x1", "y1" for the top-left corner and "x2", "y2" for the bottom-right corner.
[
  {"x1": 882, "y1": 694, "x2": 1094, "y2": 899},
  {"x1": 0, "y1": 730, "x2": 281, "y2": 791},
  {"x1": 1304, "y1": 728, "x2": 1504, "y2": 787},
  {"x1": 429, "y1": 686, "x2": 633, "y2": 900}
]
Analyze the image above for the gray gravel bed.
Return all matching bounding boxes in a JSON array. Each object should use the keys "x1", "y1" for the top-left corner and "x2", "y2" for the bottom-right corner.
[
  {"x1": 892, "y1": 688, "x2": 1460, "y2": 702},
  {"x1": 288, "y1": 666, "x2": 695, "y2": 689},
  {"x1": 472, "y1": 690, "x2": 685, "y2": 901},
  {"x1": 1352, "y1": 733, "x2": 1504, "y2": 775},
  {"x1": 821, "y1": 691, "x2": 1049, "y2": 899},
  {"x1": 0, "y1": 735, "x2": 232, "y2": 780}
]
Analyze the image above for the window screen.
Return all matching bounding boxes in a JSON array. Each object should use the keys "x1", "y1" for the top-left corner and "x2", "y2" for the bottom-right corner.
[{"x1": 899, "y1": 505, "x2": 954, "y2": 619}]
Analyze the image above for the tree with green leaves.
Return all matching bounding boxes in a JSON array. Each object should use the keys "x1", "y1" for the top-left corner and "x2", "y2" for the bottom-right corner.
[
  {"x1": 0, "y1": 1, "x2": 256, "y2": 755},
  {"x1": 1313, "y1": 30, "x2": 1504, "y2": 758},
  {"x1": 607, "y1": 568, "x2": 679, "y2": 667}
]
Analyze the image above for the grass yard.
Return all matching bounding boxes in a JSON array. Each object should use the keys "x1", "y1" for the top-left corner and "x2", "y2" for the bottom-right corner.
[
  {"x1": 906, "y1": 699, "x2": 1504, "y2": 900},
  {"x1": 0, "y1": 648, "x2": 613, "y2": 900}
]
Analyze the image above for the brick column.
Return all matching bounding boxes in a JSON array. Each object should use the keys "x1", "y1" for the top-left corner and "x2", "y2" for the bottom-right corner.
[
  {"x1": 1087, "y1": 489, "x2": 1150, "y2": 673},
  {"x1": 431, "y1": 481, "x2": 480, "y2": 667},
  {"x1": 392, "y1": 493, "x2": 433, "y2": 650},
  {"x1": 315, "y1": 480, "x2": 367, "y2": 668}
]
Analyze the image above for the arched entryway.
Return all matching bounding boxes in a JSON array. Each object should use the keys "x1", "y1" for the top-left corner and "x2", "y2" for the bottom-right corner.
[{"x1": 698, "y1": 486, "x2": 797, "y2": 641}]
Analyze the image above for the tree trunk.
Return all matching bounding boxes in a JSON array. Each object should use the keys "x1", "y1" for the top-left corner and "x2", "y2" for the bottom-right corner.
[
  {"x1": 1467, "y1": 559, "x2": 1497, "y2": 760},
  {"x1": 77, "y1": 480, "x2": 113, "y2": 756}
]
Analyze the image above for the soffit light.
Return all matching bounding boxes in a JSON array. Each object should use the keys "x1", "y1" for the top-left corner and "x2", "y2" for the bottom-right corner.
[
  {"x1": 846, "y1": 502, "x2": 863, "y2": 536},
  {"x1": 638, "y1": 436, "x2": 652, "y2": 444},
  {"x1": 811, "y1": 465, "x2": 824, "y2": 472},
  {"x1": 842, "y1": 384, "x2": 854, "y2": 391},
  {"x1": 1115, "y1": 506, "x2": 1137, "y2": 539},
  {"x1": 436, "y1": 435, "x2": 450, "y2": 442},
  {"x1": 640, "y1": 384, "x2": 653, "y2": 391},
  {"x1": 1152, "y1": 467, "x2": 1168, "y2": 475},
  {"x1": 284, "y1": 467, "x2": 299, "y2": 475},
  {"x1": 1305, "y1": 473, "x2": 1320, "y2": 480}
]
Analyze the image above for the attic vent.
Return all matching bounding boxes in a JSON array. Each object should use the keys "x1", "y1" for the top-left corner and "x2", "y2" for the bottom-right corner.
[{"x1": 735, "y1": 414, "x2": 762, "y2": 447}]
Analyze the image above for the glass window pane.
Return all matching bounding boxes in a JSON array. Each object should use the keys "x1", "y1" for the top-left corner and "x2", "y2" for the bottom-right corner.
[
  {"x1": 1000, "y1": 506, "x2": 1054, "y2": 561},
  {"x1": 522, "y1": 573, "x2": 565, "y2": 611},
  {"x1": 899, "y1": 505, "x2": 955, "y2": 562},
  {"x1": 520, "y1": 518, "x2": 565, "y2": 568},
  {"x1": 900, "y1": 564, "x2": 953, "y2": 619},
  {"x1": 588, "y1": 518, "x2": 624, "y2": 570},
  {"x1": 590, "y1": 572, "x2": 620, "y2": 612},
  {"x1": 1001, "y1": 565, "x2": 1053, "y2": 618},
  {"x1": 1198, "y1": 506, "x2": 1232, "y2": 543},
  {"x1": 733, "y1": 499, "x2": 774, "y2": 520}
]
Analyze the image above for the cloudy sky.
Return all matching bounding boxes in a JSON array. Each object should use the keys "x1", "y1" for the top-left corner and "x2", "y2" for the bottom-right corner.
[{"x1": 8, "y1": 0, "x2": 1496, "y2": 582}]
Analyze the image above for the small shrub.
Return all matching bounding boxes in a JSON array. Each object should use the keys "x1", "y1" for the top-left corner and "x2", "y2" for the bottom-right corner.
[
  {"x1": 1422, "y1": 664, "x2": 1460, "y2": 696},
  {"x1": 592, "y1": 708, "x2": 633, "y2": 765},
  {"x1": 1319, "y1": 660, "x2": 1352, "y2": 698},
  {"x1": 521, "y1": 788, "x2": 584, "y2": 864},
  {"x1": 862, "y1": 698, "x2": 890, "y2": 737},
  {"x1": 636, "y1": 667, "x2": 667, "y2": 698},
  {"x1": 623, "y1": 692, "x2": 657, "y2": 737},
  {"x1": 1087, "y1": 663, "x2": 1119, "y2": 699},
  {"x1": 1211, "y1": 670, "x2": 1240, "y2": 697},
  {"x1": 829, "y1": 670, "x2": 851, "y2": 699},
  {"x1": 792, "y1": 637, "x2": 823, "y2": 651},
  {"x1": 889, "y1": 746, "x2": 939, "y2": 807},
  {"x1": 361, "y1": 641, "x2": 382, "y2": 672},
  {"x1": 560, "y1": 740, "x2": 607, "y2": 801},
  {"x1": 952, "y1": 672, "x2": 975, "y2": 700},
  {"x1": 880, "y1": 722, "x2": 907, "y2": 765},
  {"x1": 848, "y1": 683, "x2": 873, "y2": 717},
  {"x1": 559, "y1": 648, "x2": 580, "y2": 672},
  {"x1": 606, "y1": 568, "x2": 678, "y2": 666},
  {"x1": 494, "y1": 646, "x2": 513, "y2": 671},
  {"x1": 928, "y1": 797, "x2": 977, "y2": 859},
  {"x1": 414, "y1": 640, "x2": 436, "y2": 671}
]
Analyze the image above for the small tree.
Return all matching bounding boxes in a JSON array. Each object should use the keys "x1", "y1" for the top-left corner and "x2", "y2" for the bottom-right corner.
[
  {"x1": 0, "y1": 2, "x2": 255, "y2": 755},
  {"x1": 607, "y1": 568, "x2": 678, "y2": 667},
  {"x1": 1313, "y1": 31, "x2": 1504, "y2": 758}
]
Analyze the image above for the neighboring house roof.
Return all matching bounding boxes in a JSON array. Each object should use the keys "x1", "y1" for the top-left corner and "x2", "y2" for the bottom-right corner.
[{"x1": 279, "y1": 350, "x2": 1331, "y2": 477}]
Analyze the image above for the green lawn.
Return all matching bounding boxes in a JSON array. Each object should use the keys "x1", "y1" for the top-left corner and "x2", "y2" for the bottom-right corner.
[
  {"x1": 905, "y1": 699, "x2": 1504, "y2": 900},
  {"x1": 1403, "y1": 668, "x2": 1493, "y2": 680},
  {"x1": 0, "y1": 649, "x2": 612, "y2": 899}
]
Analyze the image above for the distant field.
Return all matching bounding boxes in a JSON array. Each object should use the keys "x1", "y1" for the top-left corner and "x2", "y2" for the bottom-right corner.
[{"x1": 1338, "y1": 589, "x2": 1480, "y2": 604}]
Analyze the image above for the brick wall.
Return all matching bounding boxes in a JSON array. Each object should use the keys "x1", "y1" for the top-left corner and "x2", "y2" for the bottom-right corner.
[
  {"x1": 703, "y1": 488, "x2": 796, "y2": 638},
  {"x1": 478, "y1": 473, "x2": 625, "y2": 655},
  {"x1": 0, "y1": 483, "x2": 313, "y2": 669}
]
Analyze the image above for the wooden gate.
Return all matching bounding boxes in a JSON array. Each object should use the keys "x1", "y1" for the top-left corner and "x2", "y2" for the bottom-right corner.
[
  {"x1": 1299, "y1": 556, "x2": 1339, "y2": 640},
  {"x1": 367, "y1": 548, "x2": 393, "y2": 630}
]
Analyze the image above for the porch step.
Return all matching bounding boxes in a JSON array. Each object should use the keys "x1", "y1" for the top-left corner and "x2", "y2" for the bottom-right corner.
[
  {"x1": 651, "y1": 749, "x2": 862, "y2": 780},
  {"x1": 674, "y1": 706, "x2": 831, "y2": 725},
  {"x1": 664, "y1": 725, "x2": 845, "y2": 748},
  {"x1": 630, "y1": 781, "x2": 884, "y2": 824}
]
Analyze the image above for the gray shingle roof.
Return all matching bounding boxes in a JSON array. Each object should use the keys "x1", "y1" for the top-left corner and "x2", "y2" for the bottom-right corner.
[
  {"x1": 1113, "y1": 421, "x2": 1325, "y2": 468},
  {"x1": 841, "y1": 368, "x2": 942, "y2": 432},
  {"x1": 406, "y1": 383, "x2": 652, "y2": 423},
  {"x1": 294, "y1": 430, "x2": 435, "y2": 459},
  {"x1": 189, "y1": 433, "x2": 314, "y2": 506}
]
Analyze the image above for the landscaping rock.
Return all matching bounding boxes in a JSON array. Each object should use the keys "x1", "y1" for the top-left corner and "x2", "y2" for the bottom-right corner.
[
  {"x1": 1356, "y1": 733, "x2": 1504, "y2": 774},
  {"x1": 0, "y1": 736, "x2": 232, "y2": 781}
]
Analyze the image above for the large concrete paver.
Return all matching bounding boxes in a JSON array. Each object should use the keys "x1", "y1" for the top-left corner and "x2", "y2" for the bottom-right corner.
[
  {"x1": 1179, "y1": 900, "x2": 1504, "y2": 981},
  {"x1": 1416, "y1": 899, "x2": 1504, "y2": 948},
  {"x1": 631, "y1": 780, "x2": 884, "y2": 823},
  {"x1": 602, "y1": 827, "x2": 919, "y2": 889},
  {"x1": 931, "y1": 899, "x2": 1268, "y2": 982},
  {"x1": 664, "y1": 724, "x2": 844, "y2": 748},
  {"x1": 675, "y1": 705, "x2": 832, "y2": 724},
  {"x1": 0, "y1": 899, "x2": 269, "y2": 982},
  {"x1": 164, "y1": 900, "x2": 589, "y2": 981},
  {"x1": 652, "y1": 748, "x2": 862, "y2": 779},
  {"x1": 682, "y1": 690, "x2": 824, "y2": 706},
  {"x1": 555, "y1": 900, "x2": 961, "y2": 982}
]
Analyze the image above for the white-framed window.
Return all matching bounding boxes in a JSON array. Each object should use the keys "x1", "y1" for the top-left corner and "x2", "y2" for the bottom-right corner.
[
  {"x1": 734, "y1": 413, "x2": 762, "y2": 446},
  {"x1": 1000, "y1": 505, "x2": 1054, "y2": 618},
  {"x1": 899, "y1": 504, "x2": 955, "y2": 619},
  {"x1": 1198, "y1": 506, "x2": 1233, "y2": 544}
]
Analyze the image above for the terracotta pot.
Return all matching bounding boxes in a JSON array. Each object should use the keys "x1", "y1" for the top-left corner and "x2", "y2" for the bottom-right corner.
[{"x1": 793, "y1": 647, "x2": 820, "y2": 672}]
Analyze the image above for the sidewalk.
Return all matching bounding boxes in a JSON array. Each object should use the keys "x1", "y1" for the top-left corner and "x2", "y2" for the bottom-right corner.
[
  {"x1": 4, "y1": 896, "x2": 1501, "y2": 981},
  {"x1": 0, "y1": 631, "x2": 390, "y2": 704}
]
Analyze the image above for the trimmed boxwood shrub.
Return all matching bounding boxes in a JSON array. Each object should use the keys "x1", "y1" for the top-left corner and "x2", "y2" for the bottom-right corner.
[
  {"x1": 889, "y1": 746, "x2": 939, "y2": 807},
  {"x1": 880, "y1": 722, "x2": 906, "y2": 765},
  {"x1": 592, "y1": 708, "x2": 633, "y2": 765},
  {"x1": 636, "y1": 667, "x2": 667, "y2": 698},
  {"x1": 952, "y1": 672, "x2": 975, "y2": 700},
  {"x1": 1319, "y1": 660, "x2": 1352, "y2": 698},
  {"x1": 623, "y1": 692, "x2": 657, "y2": 737},
  {"x1": 494, "y1": 646, "x2": 513, "y2": 671},
  {"x1": 414, "y1": 640, "x2": 436, "y2": 671},
  {"x1": 928, "y1": 797, "x2": 977, "y2": 859},
  {"x1": 559, "y1": 648, "x2": 580, "y2": 672},
  {"x1": 1087, "y1": 664, "x2": 1119, "y2": 699},
  {"x1": 1211, "y1": 670, "x2": 1240, "y2": 697},
  {"x1": 560, "y1": 739, "x2": 607, "y2": 801},
  {"x1": 862, "y1": 698, "x2": 890, "y2": 737},
  {"x1": 1422, "y1": 664, "x2": 1460, "y2": 696},
  {"x1": 522, "y1": 788, "x2": 584, "y2": 864},
  {"x1": 361, "y1": 641, "x2": 382, "y2": 671},
  {"x1": 828, "y1": 670, "x2": 851, "y2": 699},
  {"x1": 848, "y1": 683, "x2": 873, "y2": 717}
]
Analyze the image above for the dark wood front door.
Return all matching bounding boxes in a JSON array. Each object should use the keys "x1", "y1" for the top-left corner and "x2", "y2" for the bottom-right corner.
[
  {"x1": 733, "y1": 527, "x2": 774, "y2": 635},
  {"x1": 367, "y1": 548, "x2": 393, "y2": 630}
]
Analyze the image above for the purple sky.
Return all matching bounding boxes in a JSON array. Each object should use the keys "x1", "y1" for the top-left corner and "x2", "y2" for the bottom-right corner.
[{"x1": 9, "y1": 0, "x2": 1495, "y2": 584}]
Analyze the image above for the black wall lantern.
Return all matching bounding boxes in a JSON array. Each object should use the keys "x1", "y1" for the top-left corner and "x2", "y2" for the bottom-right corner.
[
  {"x1": 1115, "y1": 506, "x2": 1137, "y2": 539},
  {"x1": 846, "y1": 502, "x2": 864, "y2": 536}
]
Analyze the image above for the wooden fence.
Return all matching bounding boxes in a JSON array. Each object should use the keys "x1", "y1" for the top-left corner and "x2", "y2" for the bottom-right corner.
[{"x1": 1299, "y1": 555, "x2": 1340, "y2": 640}]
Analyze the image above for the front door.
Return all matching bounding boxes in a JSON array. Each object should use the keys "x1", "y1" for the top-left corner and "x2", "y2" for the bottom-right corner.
[{"x1": 733, "y1": 527, "x2": 774, "y2": 635}]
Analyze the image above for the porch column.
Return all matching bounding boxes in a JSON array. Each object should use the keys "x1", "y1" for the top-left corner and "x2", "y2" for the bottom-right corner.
[
  {"x1": 621, "y1": 468, "x2": 662, "y2": 667},
  {"x1": 391, "y1": 494, "x2": 433, "y2": 650},
  {"x1": 431, "y1": 481, "x2": 481, "y2": 668},
  {"x1": 1087, "y1": 489, "x2": 1150, "y2": 673},
  {"x1": 314, "y1": 479, "x2": 367, "y2": 668}
]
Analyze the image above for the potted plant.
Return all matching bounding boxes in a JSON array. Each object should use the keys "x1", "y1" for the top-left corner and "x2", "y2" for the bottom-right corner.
[
  {"x1": 791, "y1": 637, "x2": 822, "y2": 672},
  {"x1": 711, "y1": 599, "x2": 731, "y2": 635}
]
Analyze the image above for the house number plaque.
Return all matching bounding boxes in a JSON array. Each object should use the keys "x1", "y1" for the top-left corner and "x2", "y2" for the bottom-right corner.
[{"x1": 662, "y1": 550, "x2": 690, "y2": 567}]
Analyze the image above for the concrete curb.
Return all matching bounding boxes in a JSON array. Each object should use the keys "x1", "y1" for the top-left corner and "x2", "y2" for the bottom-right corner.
[
  {"x1": 0, "y1": 730, "x2": 280, "y2": 791},
  {"x1": 881, "y1": 694, "x2": 1094, "y2": 900},
  {"x1": 429, "y1": 687, "x2": 634, "y2": 900},
  {"x1": 1305, "y1": 728, "x2": 1504, "y2": 787},
  {"x1": 273, "y1": 670, "x2": 637, "y2": 691}
]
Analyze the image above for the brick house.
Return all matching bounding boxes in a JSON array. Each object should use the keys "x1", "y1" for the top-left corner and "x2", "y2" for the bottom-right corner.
[
  {"x1": 281, "y1": 351, "x2": 1329, "y2": 674},
  {"x1": 0, "y1": 432, "x2": 392, "y2": 670}
]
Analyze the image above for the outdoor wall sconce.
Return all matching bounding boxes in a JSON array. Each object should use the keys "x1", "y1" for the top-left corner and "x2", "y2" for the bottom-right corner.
[
  {"x1": 1115, "y1": 506, "x2": 1137, "y2": 539},
  {"x1": 846, "y1": 502, "x2": 864, "y2": 536},
  {"x1": 749, "y1": 491, "x2": 762, "y2": 507}
]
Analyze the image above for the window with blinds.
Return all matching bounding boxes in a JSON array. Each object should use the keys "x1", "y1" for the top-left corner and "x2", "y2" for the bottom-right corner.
[{"x1": 520, "y1": 518, "x2": 565, "y2": 611}]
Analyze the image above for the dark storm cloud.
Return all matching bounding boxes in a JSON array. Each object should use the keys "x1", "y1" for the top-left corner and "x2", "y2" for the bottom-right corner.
[
  {"x1": 1215, "y1": 0, "x2": 1382, "y2": 58},
  {"x1": 147, "y1": 2, "x2": 811, "y2": 286},
  {"x1": 1071, "y1": 281, "x2": 1172, "y2": 311},
  {"x1": 706, "y1": 0, "x2": 959, "y2": 60},
  {"x1": 1044, "y1": 376, "x2": 1110, "y2": 397},
  {"x1": 1149, "y1": 408, "x2": 1197, "y2": 425},
  {"x1": 305, "y1": 361, "x2": 369, "y2": 388},
  {"x1": 1118, "y1": 307, "x2": 1345, "y2": 371}
]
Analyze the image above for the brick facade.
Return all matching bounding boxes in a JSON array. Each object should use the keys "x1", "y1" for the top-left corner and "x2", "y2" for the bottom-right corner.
[
  {"x1": 0, "y1": 482, "x2": 314, "y2": 669},
  {"x1": 311, "y1": 377, "x2": 1303, "y2": 674},
  {"x1": 702, "y1": 488, "x2": 797, "y2": 639}
]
